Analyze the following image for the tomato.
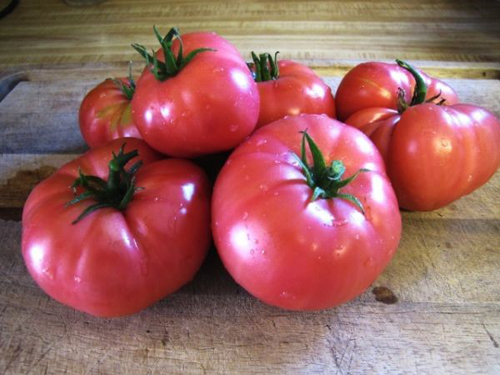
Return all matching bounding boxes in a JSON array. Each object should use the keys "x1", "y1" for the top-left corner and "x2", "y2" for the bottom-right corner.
[
  {"x1": 79, "y1": 72, "x2": 141, "y2": 148},
  {"x1": 335, "y1": 60, "x2": 458, "y2": 121},
  {"x1": 212, "y1": 114, "x2": 401, "y2": 310},
  {"x1": 250, "y1": 52, "x2": 335, "y2": 128},
  {"x1": 131, "y1": 27, "x2": 259, "y2": 157},
  {"x1": 22, "y1": 138, "x2": 212, "y2": 317},
  {"x1": 340, "y1": 60, "x2": 500, "y2": 211}
]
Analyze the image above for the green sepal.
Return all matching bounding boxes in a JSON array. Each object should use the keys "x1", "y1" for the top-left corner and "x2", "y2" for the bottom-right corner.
[
  {"x1": 250, "y1": 51, "x2": 280, "y2": 82},
  {"x1": 67, "y1": 144, "x2": 143, "y2": 224},
  {"x1": 111, "y1": 61, "x2": 136, "y2": 100},
  {"x1": 294, "y1": 131, "x2": 368, "y2": 213},
  {"x1": 132, "y1": 26, "x2": 216, "y2": 81}
]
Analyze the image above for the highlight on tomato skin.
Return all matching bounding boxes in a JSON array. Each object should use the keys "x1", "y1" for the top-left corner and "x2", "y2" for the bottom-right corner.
[
  {"x1": 212, "y1": 114, "x2": 402, "y2": 311},
  {"x1": 21, "y1": 138, "x2": 212, "y2": 317},
  {"x1": 336, "y1": 60, "x2": 500, "y2": 211},
  {"x1": 249, "y1": 51, "x2": 336, "y2": 129}
]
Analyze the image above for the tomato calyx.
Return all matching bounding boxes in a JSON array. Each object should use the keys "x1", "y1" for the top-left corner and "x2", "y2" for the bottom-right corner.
[
  {"x1": 248, "y1": 51, "x2": 280, "y2": 82},
  {"x1": 111, "y1": 62, "x2": 136, "y2": 100},
  {"x1": 293, "y1": 131, "x2": 367, "y2": 213},
  {"x1": 66, "y1": 144, "x2": 143, "y2": 224},
  {"x1": 396, "y1": 59, "x2": 448, "y2": 114},
  {"x1": 132, "y1": 26, "x2": 215, "y2": 81}
]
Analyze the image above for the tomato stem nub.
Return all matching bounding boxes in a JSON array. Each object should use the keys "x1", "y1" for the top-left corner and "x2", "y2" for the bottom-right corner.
[
  {"x1": 293, "y1": 131, "x2": 367, "y2": 213},
  {"x1": 111, "y1": 61, "x2": 136, "y2": 100},
  {"x1": 250, "y1": 51, "x2": 280, "y2": 82},
  {"x1": 395, "y1": 59, "x2": 430, "y2": 113},
  {"x1": 66, "y1": 144, "x2": 143, "y2": 224},
  {"x1": 131, "y1": 26, "x2": 215, "y2": 81}
]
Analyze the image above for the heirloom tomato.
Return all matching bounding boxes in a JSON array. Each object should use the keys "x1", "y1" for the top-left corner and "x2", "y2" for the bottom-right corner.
[
  {"x1": 339, "y1": 60, "x2": 500, "y2": 211},
  {"x1": 212, "y1": 114, "x2": 401, "y2": 310},
  {"x1": 22, "y1": 138, "x2": 211, "y2": 317},
  {"x1": 250, "y1": 52, "x2": 335, "y2": 128},
  {"x1": 335, "y1": 59, "x2": 458, "y2": 121},
  {"x1": 131, "y1": 27, "x2": 259, "y2": 157},
  {"x1": 79, "y1": 68, "x2": 141, "y2": 147}
]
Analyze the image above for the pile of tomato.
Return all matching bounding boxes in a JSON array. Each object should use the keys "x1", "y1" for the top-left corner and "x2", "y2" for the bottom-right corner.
[{"x1": 21, "y1": 27, "x2": 500, "y2": 317}]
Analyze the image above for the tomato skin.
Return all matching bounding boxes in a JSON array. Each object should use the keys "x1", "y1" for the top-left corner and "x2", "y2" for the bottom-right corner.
[
  {"x1": 255, "y1": 60, "x2": 335, "y2": 128},
  {"x1": 132, "y1": 32, "x2": 260, "y2": 157},
  {"x1": 391, "y1": 104, "x2": 500, "y2": 210},
  {"x1": 346, "y1": 103, "x2": 500, "y2": 211},
  {"x1": 212, "y1": 114, "x2": 401, "y2": 310},
  {"x1": 79, "y1": 79, "x2": 141, "y2": 148},
  {"x1": 335, "y1": 62, "x2": 458, "y2": 121},
  {"x1": 22, "y1": 138, "x2": 212, "y2": 317}
]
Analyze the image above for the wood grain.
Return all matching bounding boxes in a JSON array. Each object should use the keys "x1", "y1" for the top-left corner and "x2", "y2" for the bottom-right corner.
[
  {"x1": 1, "y1": 1, "x2": 500, "y2": 373},
  {"x1": 0, "y1": 0, "x2": 499, "y2": 67},
  {"x1": 1, "y1": 218, "x2": 499, "y2": 375},
  {"x1": 0, "y1": 62, "x2": 499, "y2": 374}
]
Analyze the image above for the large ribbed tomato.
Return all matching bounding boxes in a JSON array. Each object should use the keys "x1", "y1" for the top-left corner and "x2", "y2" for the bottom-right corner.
[
  {"x1": 338, "y1": 60, "x2": 500, "y2": 211},
  {"x1": 212, "y1": 115, "x2": 401, "y2": 310},
  {"x1": 335, "y1": 60, "x2": 458, "y2": 121},
  {"x1": 22, "y1": 138, "x2": 211, "y2": 317},
  {"x1": 131, "y1": 27, "x2": 259, "y2": 157}
]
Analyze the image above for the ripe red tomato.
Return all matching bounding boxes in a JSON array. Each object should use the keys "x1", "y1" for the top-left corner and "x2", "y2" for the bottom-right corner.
[
  {"x1": 79, "y1": 75, "x2": 141, "y2": 148},
  {"x1": 335, "y1": 60, "x2": 458, "y2": 121},
  {"x1": 212, "y1": 114, "x2": 401, "y2": 310},
  {"x1": 250, "y1": 52, "x2": 335, "y2": 128},
  {"x1": 131, "y1": 27, "x2": 260, "y2": 157},
  {"x1": 22, "y1": 138, "x2": 212, "y2": 317},
  {"x1": 339, "y1": 60, "x2": 500, "y2": 211}
]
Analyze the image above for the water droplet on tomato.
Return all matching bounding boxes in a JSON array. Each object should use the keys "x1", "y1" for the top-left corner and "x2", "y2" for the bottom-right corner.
[
  {"x1": 363, "y1": 257, "x2": 374, "y2": 268},
  {"x1": 242, "y1": 212, "x2": 249, "y2": 220},
  {"x1": 74, "y1": 276, "x2": 81, "y2": 283},
  {"x1": 259, "y1": 184, "x2": 268, "y2": 192},
  {"x1": 42, "y1": 268, "x2": 53, "y2": 280},
  {"x1": 256, "y1": 139, "x2": 267, "y2": 146},
  {"x1": 230, "y1": 124, "x2": 239, "y2": 132},
  {"x1": 332, "y1": 219, "x2": 348, "y2": 227}
]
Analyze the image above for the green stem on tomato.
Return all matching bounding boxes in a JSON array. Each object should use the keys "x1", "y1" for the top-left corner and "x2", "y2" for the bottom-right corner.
[
  {"x1": 250, "y1": 51, "x2": 280, "y2": 82},
  {"x1": 111, "y1": 61, "x2": 136, "y2": 101},
  {"x1": 396, "y1": 59, "x2": 428, "y2": 106},
  {"x1": 66, "y1": 144, "x2": 143, "y2": 224},
  {"x1": 131, "y1": 26, "x2": 215, "y2": 81},
  {"x1": 292, "y1": 131, "x2": 368, "y2": 213}
]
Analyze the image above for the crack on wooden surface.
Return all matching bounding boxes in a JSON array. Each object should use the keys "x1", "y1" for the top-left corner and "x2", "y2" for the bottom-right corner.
[{"x1": 483, "y1": 323, "x2": 499, "y2": 349}]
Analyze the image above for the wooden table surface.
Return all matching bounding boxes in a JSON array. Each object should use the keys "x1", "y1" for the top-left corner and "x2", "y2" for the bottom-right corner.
[{"x1": 0, "y1": 1, "x2": 499, "y2": 374}]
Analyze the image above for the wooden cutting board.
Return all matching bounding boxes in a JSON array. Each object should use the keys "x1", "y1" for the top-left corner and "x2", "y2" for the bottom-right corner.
[{"x1": 0, "y1": 61, "x2": 499, "y2": 374}]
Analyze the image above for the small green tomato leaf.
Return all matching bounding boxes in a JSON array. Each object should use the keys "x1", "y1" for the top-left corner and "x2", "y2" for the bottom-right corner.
[
  {"x1": 132, "y1": 26, "x2": 216, "y2": 81},
  {"x1": 292, "y1": 131, "x2": 368, "y2": 214},
  {"x1": 249, "y1": 51, "x2": 280, "y2": 82},
  {"x1": 67, "y1": 144, "x2": 144, "y2": 224}
]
